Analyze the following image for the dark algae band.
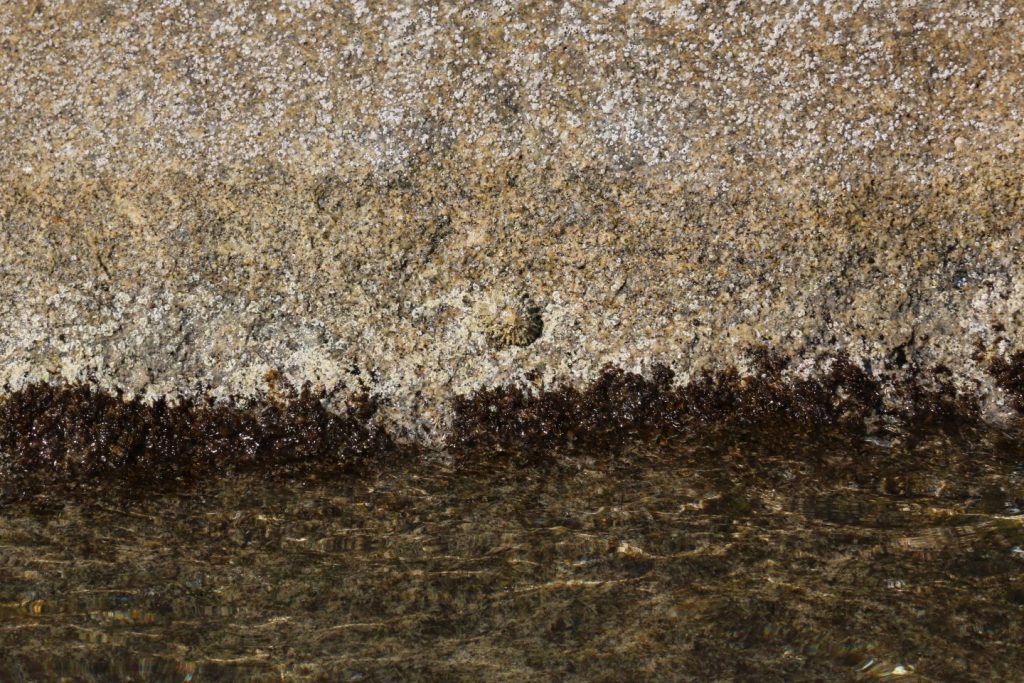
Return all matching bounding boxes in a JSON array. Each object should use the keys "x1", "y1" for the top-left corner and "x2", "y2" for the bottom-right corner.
[
  {"x1": 0, "y1": 349, "x2": 1007, "y2": 500},
  {"x1": 0, "y1": 382, "x2": 394, "y2": 501},
  {"x1": 991, "y1": 351, "x2": 1024, "y2": 412}
]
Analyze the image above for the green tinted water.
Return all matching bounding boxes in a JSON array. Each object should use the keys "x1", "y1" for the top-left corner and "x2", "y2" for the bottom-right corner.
[{"x1": 1, "y1": 424, "x2": 1022, "y2": 682}]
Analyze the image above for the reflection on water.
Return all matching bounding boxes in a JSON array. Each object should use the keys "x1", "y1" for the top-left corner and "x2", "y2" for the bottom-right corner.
[{"x1": 1, "y1": 423, "x2": 1022, "y2": 682}]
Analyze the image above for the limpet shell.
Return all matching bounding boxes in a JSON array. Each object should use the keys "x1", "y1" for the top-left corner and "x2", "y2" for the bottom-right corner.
[{"x1": 480, "y1": 292, "x2": 544, "y2": 348}]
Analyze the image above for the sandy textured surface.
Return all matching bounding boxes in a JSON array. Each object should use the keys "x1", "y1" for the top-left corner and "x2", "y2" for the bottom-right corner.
[{"x1": 2, "y1": 1, "x2": 1023, "y2": 443}]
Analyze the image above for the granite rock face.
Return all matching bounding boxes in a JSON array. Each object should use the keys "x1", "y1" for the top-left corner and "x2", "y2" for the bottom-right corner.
[{"x1": 1, "y1": 1, "x2": 1023, "y2": 444}]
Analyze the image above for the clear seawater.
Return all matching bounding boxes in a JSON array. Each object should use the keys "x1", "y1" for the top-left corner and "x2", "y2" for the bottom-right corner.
[{"x1": 1, "y1": 423, "x2": 1022, "y2": 682}]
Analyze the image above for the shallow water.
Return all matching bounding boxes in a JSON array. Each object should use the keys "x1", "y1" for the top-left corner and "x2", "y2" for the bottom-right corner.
[{"x1": 1, "y1": 423, "x2": 1022, "y2": 682}]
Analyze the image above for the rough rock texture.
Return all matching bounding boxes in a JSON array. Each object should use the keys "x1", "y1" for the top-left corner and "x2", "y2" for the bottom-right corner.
[{"x1": 1, "y1": 1, "x2": 1023, "y2": 445}]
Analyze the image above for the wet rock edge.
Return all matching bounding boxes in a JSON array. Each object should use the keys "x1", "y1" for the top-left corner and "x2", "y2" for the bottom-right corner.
[{"x1": 0, "y1": 349, "x2": 1015, "y2": 501}]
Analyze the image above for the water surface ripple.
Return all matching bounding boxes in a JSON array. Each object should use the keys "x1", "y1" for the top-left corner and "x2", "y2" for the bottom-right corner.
[{"x1": 1, "y1": 424, "x2": 1022, "y2": 682}]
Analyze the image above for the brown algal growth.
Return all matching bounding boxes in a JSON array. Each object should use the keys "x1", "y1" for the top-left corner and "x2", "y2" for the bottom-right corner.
[
  {"x1": 449, "y1": 354, "x2": 880, "y2": 459},
  {"x1": 991, "y1": 351, "x2": 1024, "y2": 411},
  {"x1": 449, "y1": 351, "x2": 981, "y2": 461},
  {"x1": 0, "y1": 351, "x2": 986, "y2": 499},
  {"x1": 0, "y1": 382, "x2": 393, "y2": 501}
]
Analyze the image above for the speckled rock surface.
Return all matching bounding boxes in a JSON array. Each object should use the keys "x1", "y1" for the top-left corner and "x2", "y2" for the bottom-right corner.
[{"x1": 1, "y1": 1, "x2": 1023, "y2": 444}]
